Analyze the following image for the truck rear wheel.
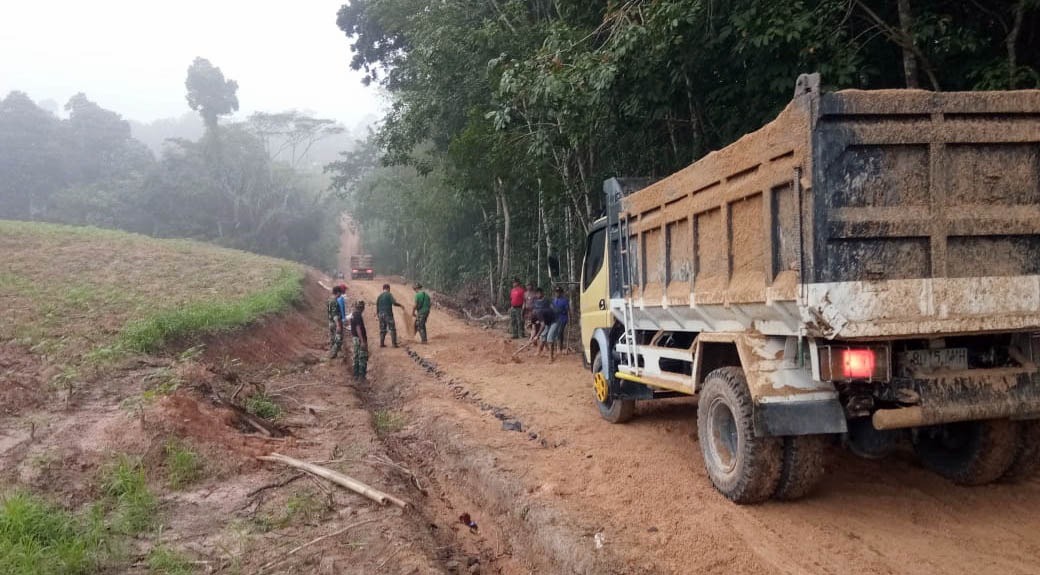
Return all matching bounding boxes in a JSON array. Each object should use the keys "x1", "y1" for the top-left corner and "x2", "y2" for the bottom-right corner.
[
  {"x1": 1003, "y1": 419, "x2": 1040, "y2": 481},
  {"x1": 913, "y1": 419, "x2": 1017, "y2": 485},
  {"x1": 773, "y1": 435, "x2": 828, "y2": 500},
  {"x1": 592, "y1": 352, "x2": 635, "y2": 424},
  {"x1": 697, "y1": 367, "x2": 781, "y2": 504}
]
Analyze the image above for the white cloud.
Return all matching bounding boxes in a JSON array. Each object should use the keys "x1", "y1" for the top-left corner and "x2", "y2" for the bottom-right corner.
[{"x1": 0, "y1": 0, "x2": 383, "y2": 125}]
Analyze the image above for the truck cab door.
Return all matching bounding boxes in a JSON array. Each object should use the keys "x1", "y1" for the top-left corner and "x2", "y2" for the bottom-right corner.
[{"x1": 580, "y1": 224, "x2": 612, "y2": 363}]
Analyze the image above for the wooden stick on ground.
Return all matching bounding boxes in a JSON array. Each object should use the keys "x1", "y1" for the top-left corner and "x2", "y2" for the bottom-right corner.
[
  {"x1": 258, "y1": 517, "x2": 379, "y2": 572},
  {"x1": 257, "y1": 453, "x2": 410, "y2": 508}
]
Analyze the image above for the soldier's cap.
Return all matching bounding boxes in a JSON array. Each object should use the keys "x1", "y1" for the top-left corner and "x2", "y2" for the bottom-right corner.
[{"x1": 414, "y1": 283, "x2": 423, "y2": 290}]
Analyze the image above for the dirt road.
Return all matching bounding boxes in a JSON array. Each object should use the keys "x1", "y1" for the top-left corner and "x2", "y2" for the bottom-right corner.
[{"x1": 348, "y1": 277, "x2": 1040, "y2": 574}]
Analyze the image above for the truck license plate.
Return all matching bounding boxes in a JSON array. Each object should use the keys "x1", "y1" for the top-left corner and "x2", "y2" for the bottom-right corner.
[{"x1": 897, "y1": 348, "x2": 968, "y2": 377}]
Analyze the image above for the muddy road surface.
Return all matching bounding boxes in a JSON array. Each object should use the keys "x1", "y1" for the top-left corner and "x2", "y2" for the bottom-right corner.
[{"x1": 347, "y1": 277, "x2": 1040, "y2": 575}]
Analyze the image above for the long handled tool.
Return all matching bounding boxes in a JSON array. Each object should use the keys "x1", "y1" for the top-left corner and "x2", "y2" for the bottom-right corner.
[{"x1": 512, "y1": 338, "x2": 537, "y2": 357}]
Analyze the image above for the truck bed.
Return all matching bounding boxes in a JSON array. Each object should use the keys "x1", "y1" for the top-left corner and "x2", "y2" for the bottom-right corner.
[{"x1": 616, "y1": 75, "x2": 1040, "y2": 340}]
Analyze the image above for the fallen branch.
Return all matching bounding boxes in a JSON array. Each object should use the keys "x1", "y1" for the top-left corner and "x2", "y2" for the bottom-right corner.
[
  {"x1": 258, "y1": 517, "x2": 379, "y2": 572},
  {"x1": 257, "y1": 453, "x2": 409, "y2": 508},
  {"x1": 489, "y1": 305, "x2": 509, "y2": 319}
]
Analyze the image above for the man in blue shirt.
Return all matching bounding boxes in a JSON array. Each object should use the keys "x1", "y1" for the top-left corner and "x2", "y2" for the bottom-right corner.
[{"x1": 552, "y1": 286, "x2": 570, "y2": 347}]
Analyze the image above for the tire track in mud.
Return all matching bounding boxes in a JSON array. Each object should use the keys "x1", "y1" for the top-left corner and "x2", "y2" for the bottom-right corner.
[{"x1": 359, "y1": 344, "x2": 637, "y2": 574}]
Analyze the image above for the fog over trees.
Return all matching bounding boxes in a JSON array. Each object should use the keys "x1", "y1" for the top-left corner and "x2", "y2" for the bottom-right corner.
[{"x1": 0, "y1": 58, "x2": 350, "y2": 269}]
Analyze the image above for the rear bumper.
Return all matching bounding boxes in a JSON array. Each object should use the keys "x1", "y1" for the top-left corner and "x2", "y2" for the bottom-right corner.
[{"x1": 872, "y1": 370, "x2": 1040, "y2": 430}]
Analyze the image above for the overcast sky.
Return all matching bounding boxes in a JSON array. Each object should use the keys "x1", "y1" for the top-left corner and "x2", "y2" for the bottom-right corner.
[{"x1": 0, "y1": 0, "x2": 383, "y2": 126}]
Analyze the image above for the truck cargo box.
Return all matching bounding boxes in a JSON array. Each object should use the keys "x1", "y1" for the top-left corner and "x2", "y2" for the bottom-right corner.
[{"x1": 613, "y1": 74, "x2": 1040, "y2": 340}]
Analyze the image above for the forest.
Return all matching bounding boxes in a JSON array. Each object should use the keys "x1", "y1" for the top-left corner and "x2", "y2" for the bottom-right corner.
[
  {"x1": 329, "y1": 0, "x2": 1040, "y2": 301},
  {"x1": 0, "y1": 58, "x2": 347, "y2": 269}
]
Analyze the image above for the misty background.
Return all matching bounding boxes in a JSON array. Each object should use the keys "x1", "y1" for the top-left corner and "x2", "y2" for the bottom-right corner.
[{"x1": 0, "y1": 1, "x2": 382, "y2": 270}]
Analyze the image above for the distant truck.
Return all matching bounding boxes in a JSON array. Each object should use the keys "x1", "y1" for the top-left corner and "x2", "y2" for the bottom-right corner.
[
  {"x1": 580, "y1": 74, "x2": 1040, "y2": 503},
  {"x1": 350, "y1": 255, "x2": 374, "y2": 280}
]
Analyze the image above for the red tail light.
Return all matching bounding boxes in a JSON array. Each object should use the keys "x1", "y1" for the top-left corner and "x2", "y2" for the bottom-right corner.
[
  {"x1": 842, "y1": 349, "x2": 875, "y2": 379},
  {"x1": 366, "y1": 269, "x2": 372, "y2": 273},
  {"x1": 352, "y1": 269, "x2": 358, "y2": 273},
  {"x1": 819, "y1": 345, "x2": 890, "y2": 381}
]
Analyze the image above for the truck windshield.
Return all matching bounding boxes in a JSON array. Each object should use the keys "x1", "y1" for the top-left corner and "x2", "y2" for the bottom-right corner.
[{"x1": 583, "y1": 227, "x2": 606, "y2": 291}]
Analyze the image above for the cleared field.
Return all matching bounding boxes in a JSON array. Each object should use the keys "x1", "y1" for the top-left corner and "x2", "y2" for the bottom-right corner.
[{"x1": 0, "y1": 220, "x2": 303, "y2": 364}]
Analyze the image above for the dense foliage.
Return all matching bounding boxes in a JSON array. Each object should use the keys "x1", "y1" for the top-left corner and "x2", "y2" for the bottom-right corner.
[
  {"x1": 0, "y1": 60, "x2": 345, "y2": 269},
  {"x1": 330, "y1": 0, "x2": 1039, "y2": 300}
]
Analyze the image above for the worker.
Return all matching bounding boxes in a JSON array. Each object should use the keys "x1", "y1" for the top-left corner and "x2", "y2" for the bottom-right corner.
[
  {"x1": 413, "y1": 283, "x2": 432, "y2": 344},
  {"x1": 509, "y1": 278, "x2": 526, "y2": 339},
  {"x1": 350, "y1": 300, "x2": 369, "y2": 381},
  {"x1": 528, "y1": 290, "x2": 557, "y2": 361},
  {"x1": 536, "y1": 289, "x2": 561, "y2": 361},
  {"x1": 327, "y1": 284, "x2": 346, "y2": 359},
  {"x1": 376, "y1": 283, "x2": 404, "y2": 347},
  {"x1": 551, "y1": 286, "x2": 570, "y2": 348},
  {"x1": 522, "y1": 281, "x2": 537, "y2": 326}
]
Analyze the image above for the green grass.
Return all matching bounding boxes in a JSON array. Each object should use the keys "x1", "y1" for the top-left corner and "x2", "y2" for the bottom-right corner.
[
  {"x1": 101, "y1": 455, "x2": 157, "y2": 535},
  {"x1": 246, "y1": 394, "x2": 281, "y2": 420},
  {"x1": 0, "y1": 493, "x2": 104, "y2": 575},
  {"x1": 164, "y1": 439, "x2": 204, "y2": 490},
  {"x1": 253, "y1": 490, "x2": 325, "y2": 532},
  {"x1": 148, "y1": 545, "x2": 195, "y2": 575},
  {"x1": 119, "y1": 266, "x2": 303, "y2": 353},
  {"x1": 372, "y1": 410, "x2": 406, "y2": 436}
]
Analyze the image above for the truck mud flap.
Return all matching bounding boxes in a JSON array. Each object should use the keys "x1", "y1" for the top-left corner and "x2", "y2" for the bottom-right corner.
[
  {"x1": 754, "y1": 398, "x2": 847, "y2": 437},
  {"x1": 873, "y1": 372, "x2": 1040, "y2": 430}
]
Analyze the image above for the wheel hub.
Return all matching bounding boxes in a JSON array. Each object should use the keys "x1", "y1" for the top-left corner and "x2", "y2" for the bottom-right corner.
[
  {"x1": 708, "y1": 398, "x2": 739, "y2": 473},
  {"x1": 594, "y1": 372, "x2": 609, "y2": 403}
]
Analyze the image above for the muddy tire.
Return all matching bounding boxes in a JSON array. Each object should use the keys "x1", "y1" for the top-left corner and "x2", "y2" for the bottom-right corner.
[
  {"x1": 913, "y1": 419, "x2": 1018, "y2": 486},
  {"x1": 697, "y1": 367, "x2": 782, "y2": 504},
  {"x1": 592, "y1": 353, "x2": 635, "y2": 424},
  {"x1": 773, "y1": 435, "x2": 828, "y2": 501},
  {"x1": 1003, "y1": 419, "x2": 1040, "y2": 482}
]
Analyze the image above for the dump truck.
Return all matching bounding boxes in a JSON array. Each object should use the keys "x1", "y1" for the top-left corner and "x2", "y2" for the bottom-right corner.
[
  {"x1": 350, "y1": 254, "x2": 374, "y2": 280},
  {"x1": 580, "y1": 74, "x2": 1040, "y2": 503}
]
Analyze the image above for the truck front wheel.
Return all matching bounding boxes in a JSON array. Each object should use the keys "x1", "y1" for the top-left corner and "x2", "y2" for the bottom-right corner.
[
  {"x1": 697, "y1": 367, "x2": 782, "y2": 504},
  {"x1": 592, "y1": 352, "x2": 635, "y2": 424},
  {"x1": 913, "y1": 419, "x2": 1017, "y2": 485}
]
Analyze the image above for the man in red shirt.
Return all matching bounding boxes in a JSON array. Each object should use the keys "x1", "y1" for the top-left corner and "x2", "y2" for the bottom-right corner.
[{"x1": 509, "y1": 278, "x2": 526, "y2": 339}]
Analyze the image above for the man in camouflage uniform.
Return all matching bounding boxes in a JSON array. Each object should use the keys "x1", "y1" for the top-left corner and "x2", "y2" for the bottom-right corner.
[
  {"x1": 327, "y1": 284, "x2": 346, "y2": 358},
  {"x1": 412, "y1": 283, "x2": 432, "y2": 344},
  {"x1": 349, "y1": 300, "x2": 369, "y2": 380},
  {"x1": 375, "y1": 283, "x2": 404, "y2": 347}
]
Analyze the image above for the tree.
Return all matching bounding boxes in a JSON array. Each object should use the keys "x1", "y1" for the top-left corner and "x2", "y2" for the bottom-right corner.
[
  {"x1": 185, "y1": 57, "x2": 240, "y2": 131},
  {"x1": 0, "y1": 91, "x2": 66, "y2": 219},
  {"x1": 333, "y1": 0, "x2": 1040, "y2": 301}
]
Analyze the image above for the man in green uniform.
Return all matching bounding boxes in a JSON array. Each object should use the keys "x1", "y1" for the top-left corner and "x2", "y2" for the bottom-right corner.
[
  {"x1": 412, "y1": 283, "x2": 432, "y2": 344},
  {"x1": 327, "y1": 284, "x2": 346, "y2": 359},
  {"x1": 350, "y1": 300, "x2": 369, "y2": 380},
  {"x1": 375, "y1": 283, "x2": 404, "y2": 347}
]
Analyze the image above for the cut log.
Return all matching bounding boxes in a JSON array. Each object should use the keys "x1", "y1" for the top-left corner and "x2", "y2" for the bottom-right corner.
[{"x1": 257, "y1": 453, "x2": 409, "y2": 508}]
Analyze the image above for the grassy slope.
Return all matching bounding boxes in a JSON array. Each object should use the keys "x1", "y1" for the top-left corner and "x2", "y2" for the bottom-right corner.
[
  {"x1": 0, "y1": 220, "x2": 304, "y2": 365},
  {"x1": 0, "y1": 221, "x2": 307, "y2": 573}
]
